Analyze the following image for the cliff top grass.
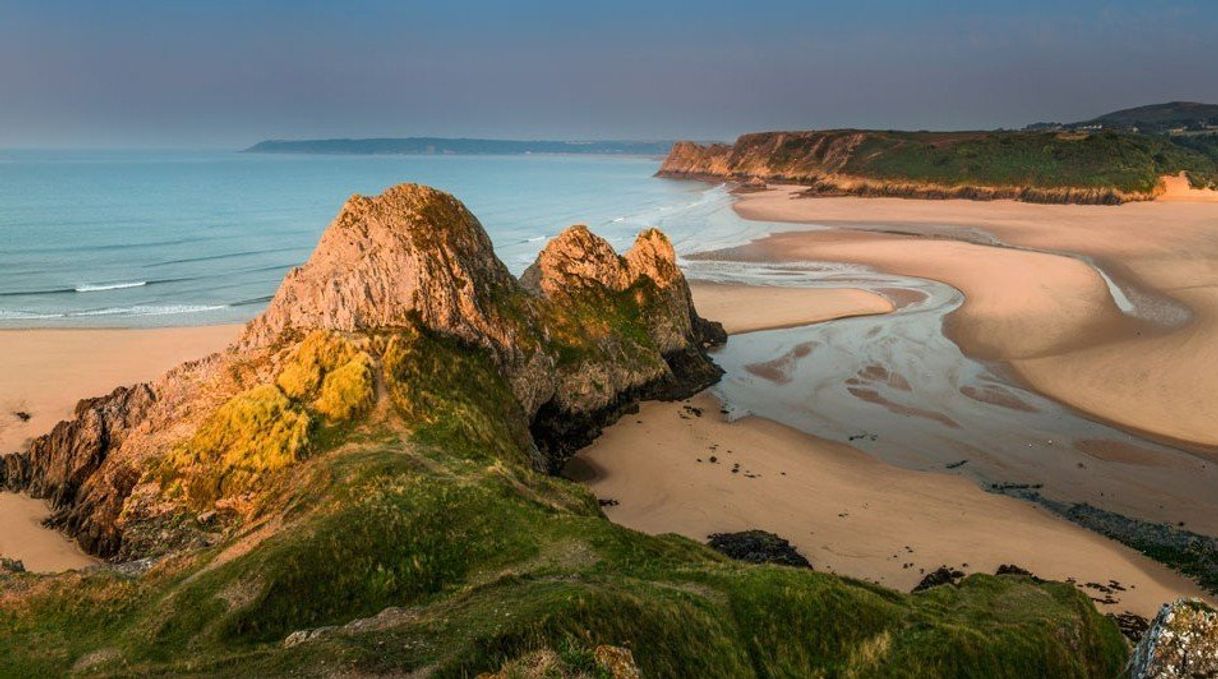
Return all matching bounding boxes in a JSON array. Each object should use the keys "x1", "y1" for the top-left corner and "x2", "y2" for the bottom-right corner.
[
  {"x1": 0, "y1": 327, "x2": 1129, "y2": 678},
  {"x1": 678, "y1": 128, "x2": 1218, "y2": 194}
]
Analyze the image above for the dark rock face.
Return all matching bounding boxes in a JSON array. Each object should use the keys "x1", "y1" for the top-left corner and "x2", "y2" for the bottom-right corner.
[
  {"x1": 0, "y1": 385, "x2": 154, "y2": 558},
  {"x1": 995, "y1": 564, "x2": 1035, "y2": 578},
  {"x1": 1128, "y1": 599, "x2": 1218, "y2": 678},
  {"x1": 1109, "y1": 612, "x2": 1151, "y2": 644},
  {"x1": 912, "y1": 566, "x2": 965, "y2": 592},
  {"x1": 707, "y1": 530, "x2": 812, "y2": 569},
  {"x1": 530, "y1": 343, "x2": 724, "y2": 474}
]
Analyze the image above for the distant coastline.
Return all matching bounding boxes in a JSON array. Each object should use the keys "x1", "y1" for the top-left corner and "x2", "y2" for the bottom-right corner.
[{"x1": 243, "y1": 137, "x2": 677, "y2": 156}]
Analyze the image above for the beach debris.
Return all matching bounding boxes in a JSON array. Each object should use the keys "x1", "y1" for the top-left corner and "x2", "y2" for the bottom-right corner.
[
  {"x1": 945, "y1": 459, "x2": 968, "y2": 469},
  {"x1": 12, "y1": 411, "x2": 31, "y2": 422},
  {"x1": 1128, "y1": 599, "x2": 1218, "y2": 678},
  {"x1": 707, "y1": 530, "x2": 812, "y2": 569},
  {"x1": 995, "y1": 564, "x2": 1037, "y2": 579},
  {"x1": 0, "y1": 557, "x2": 25, "y2": 573},
  {"x1": 598, "y1": 498, "x2": 620, "y2": 507},
  {"x1": 682, "y1": 405, "x2": 703, "y2": 417},
  {"x1": 988, "y1": 481, "x2": 1044, "y2": 492},
  {"x1": 912, "y1": 565, "x2": 965, "y2": 592}
]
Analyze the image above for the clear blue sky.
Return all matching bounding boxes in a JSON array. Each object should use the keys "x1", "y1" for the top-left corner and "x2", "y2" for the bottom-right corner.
[{"x1": 1, "y1": 0, "x2": 1215, "y2": 148}]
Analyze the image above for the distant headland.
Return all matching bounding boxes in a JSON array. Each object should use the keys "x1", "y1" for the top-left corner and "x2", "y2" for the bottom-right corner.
[
  {"x1": 659, "y1": 102, "x2": 1218, "y2": 205},
  {"x1": 244, "y1": 137, "x2": 674, "y2": 156}
]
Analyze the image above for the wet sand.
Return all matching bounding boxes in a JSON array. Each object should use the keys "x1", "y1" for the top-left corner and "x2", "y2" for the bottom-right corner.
[
  {"x1": 571, "y1": 392, "x2": 1209, "y2": 617},
  {"x1": 732, "y1": 185, "x2": 1218, "y2": 451},
  {"x1": 0, "y1": 325, "x2": 241, "y2": 453}
]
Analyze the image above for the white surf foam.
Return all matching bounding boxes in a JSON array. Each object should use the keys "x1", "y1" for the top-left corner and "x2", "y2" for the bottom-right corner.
[{"x1": 74, "y1": 281, "x2": 147, "y2": 292}]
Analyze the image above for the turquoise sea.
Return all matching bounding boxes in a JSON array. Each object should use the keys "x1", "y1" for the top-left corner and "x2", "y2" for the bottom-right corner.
[{"x1": 0, "y1": 151, "x2": 760, "y2": 327}]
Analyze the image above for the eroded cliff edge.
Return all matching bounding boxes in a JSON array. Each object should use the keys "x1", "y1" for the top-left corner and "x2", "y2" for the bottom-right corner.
[
  {"x1": 0, "y1": 183, "x2": 723, "y2": 560},
  {"x1": 658, "y1": 130, "x2": 1218, "y2": 204}
]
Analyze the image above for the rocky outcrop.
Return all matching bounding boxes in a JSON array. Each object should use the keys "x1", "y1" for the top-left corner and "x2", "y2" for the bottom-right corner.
[
  {"x1": 658, "y1": 131, "x2": 1156, "y2": 204},
  {"x1": 0, "y1": 183, "x2": 724, "y2": 559},
  {"x1": 1128, "y1": 599, "x2": 1218, "y2": 678},
  {"x1": 1, "y1": 385, "x2": 155, "y2": 557},
  {"x1": 707, "y1": 530, "x2": 812, "y2": 569}
]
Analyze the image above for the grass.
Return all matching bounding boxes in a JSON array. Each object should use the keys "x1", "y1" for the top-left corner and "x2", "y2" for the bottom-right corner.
[
  {"x1": 731, "y1": 129, "x2": 1218, "y2": 194},
  {"x1": 0, "y1": 326, "x2": 1130, "y2": 677}
]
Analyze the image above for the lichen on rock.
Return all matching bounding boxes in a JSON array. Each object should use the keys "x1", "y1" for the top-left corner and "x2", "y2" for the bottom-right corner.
[{"x1": 1128, "y1": 598, "x2": 1218, "y2": 678}]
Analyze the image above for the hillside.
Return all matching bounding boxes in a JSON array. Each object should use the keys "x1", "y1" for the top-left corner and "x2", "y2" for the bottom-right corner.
[
  {"x1": 659, "y1": 129, "x2": 1218, "y2": 203},
  {"x1": 1086, "y1": 102, "x2": 1218, "y2": 133},
  {"x1": 244, "y1": 137, "x2": 673, "y2": 156},
  {"x1": 0, "y1": 184, "x2": 1131, "y2": 676}
]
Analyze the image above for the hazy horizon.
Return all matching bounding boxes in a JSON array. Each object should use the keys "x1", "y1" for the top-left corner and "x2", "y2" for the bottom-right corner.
[{"x1": 2, "y1": 0, "x2": 1216, "y2": 149}]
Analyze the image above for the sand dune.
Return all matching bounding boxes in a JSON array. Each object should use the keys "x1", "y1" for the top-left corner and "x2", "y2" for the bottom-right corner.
[{"x1": 733, "y1": 186, "x2": 1218, "y2": 451}]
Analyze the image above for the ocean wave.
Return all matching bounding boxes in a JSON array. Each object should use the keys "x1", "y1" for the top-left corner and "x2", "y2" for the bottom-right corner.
[
  {"x1": 146, "y1": 246, "x2": 309, "y2": 268},
  {"x1": 75, "y1": 281, "x2": 147, "y2": 292},
  {"x1": 73, "y1": 304, "x2": 229, "y2": 317},
  {"x1": 0, "y1": 304, "x2": 230, "y2": 321}
]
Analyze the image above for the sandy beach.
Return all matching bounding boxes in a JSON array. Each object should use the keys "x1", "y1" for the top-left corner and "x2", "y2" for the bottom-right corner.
[
  {"x1": 570, "y1": 274, "x2": 1216, "y2": 616},
  {"x1": 0, "y1": 325, "x2": 241, "y2": 454},
  {"x1": 688, "y1": 281, "x2": 893, "y2": 334},
  {"x1": 0, "y1": 492, "x2": 97, "y2": 572},
  {"x1": 0, "y1": 325, "x2": 239, "y2": 572},
  {"x1": 732, "y1": 184, "x2": 1218, "y2": 452},
  {"x1": 570, "y1": 391, "x2": 1209, "y2": 617}
]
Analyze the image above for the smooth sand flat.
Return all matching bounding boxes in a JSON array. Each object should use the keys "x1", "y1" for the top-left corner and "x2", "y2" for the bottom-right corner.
[
  {"x1": 572, "y1": 392, "x2": 1210, "y2": 617},
  {"x1": 0, "y1": 492, "x2": 96, "y2": 572},
  {"x1": 689, "y1": 281, "x2": 893, "y2": 334},
  {"x1": 733, "y1": 186, "x2": 1218, "y2": 450},
  {"x1": 0, "y1": 325, "x2": 241, "y2": 453}
]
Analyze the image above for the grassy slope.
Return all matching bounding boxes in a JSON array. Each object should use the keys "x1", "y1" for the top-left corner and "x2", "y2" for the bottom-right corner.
[
  {"x1": 0, "y1": 322, "x2": 1129, "y2": 677},
  {"x1": 844, "y1": 130, "x2": 1218, "y2": 192},
  {"x1": 771, "y1": 130, "x2": 1218, "y2": 193}
]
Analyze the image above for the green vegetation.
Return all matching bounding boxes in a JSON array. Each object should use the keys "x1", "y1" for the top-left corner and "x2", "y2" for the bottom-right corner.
[
  {"x1": 779, "y1": 129, "x2": 1218, "y2": 193},
  {"x1": 165, "y1": 384, "x2": 312, "y2": 508},
  {"x1": 0, "y1": 325, "x2": 1130, "y2": 677}
]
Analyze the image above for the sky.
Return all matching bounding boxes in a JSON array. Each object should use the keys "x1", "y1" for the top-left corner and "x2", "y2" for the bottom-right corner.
[{"x1": 1, "y1": 0, "x2": 1215, "y2": 148}]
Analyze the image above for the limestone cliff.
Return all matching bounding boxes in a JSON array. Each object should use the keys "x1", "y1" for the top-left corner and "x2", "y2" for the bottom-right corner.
[
  {"x1": 0, "y1": 183, "x2": 723, "y2": 559},
  {"x1": 658, "y1": 130, "x2": 1214, "y2": 204}
]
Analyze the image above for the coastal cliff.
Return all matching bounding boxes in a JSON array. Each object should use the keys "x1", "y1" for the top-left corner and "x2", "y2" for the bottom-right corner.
[
  {"x1": 0, "y1": 184, "x2": 1130, "y2": 677},
  {"x1": 659, "y1": 130, "x2": 1218, "y2": 204},
  {"x1": 1, "y1": 184, "x2": 723, "y2": 557}
]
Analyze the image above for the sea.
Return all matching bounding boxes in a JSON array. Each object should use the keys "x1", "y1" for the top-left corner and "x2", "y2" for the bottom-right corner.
[{"x1": 0, "y1": 150, "x2": 770, "y2": 327}]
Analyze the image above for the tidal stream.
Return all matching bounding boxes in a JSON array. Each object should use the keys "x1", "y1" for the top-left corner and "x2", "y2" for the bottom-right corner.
[{"x1": 682, "y1": 253, "x2": 1218, "y2": 537}]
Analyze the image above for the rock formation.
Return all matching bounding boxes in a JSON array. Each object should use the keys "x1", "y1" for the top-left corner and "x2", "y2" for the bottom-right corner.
[
  {"x1": 0, "y1": 183, "x2": 723, "y2": 559},
  {"x1": 1128, "y1": 599, "x2": 1218, "y2": 678}
]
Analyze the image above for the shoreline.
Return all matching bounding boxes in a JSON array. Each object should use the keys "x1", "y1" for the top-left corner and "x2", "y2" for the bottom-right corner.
[{"x1": 730, "y1": 186, "x2": 1218, "y2": 453}]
